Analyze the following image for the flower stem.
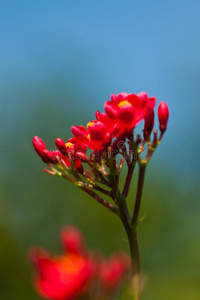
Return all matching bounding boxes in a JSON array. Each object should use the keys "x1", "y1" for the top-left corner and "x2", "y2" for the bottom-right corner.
[
  {"x1": 117, "y1": 196, "x2": 140, "y2": 300},
  {"x1": 122, "y1": 164, "x2": 135, "y2": 197},
  {"x1": 126, "y1": 227, "x2": 140, "y2": 300},
  {"x1": 132, "y1": 164, "x2": 146, "y2": 225},
  {"x1": 118, "y1": 163, "x2": 147, "y2": 299}
]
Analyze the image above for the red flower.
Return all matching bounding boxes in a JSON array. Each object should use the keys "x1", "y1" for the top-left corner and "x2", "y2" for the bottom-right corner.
[
  {"x1": 95, "y1": 111, "x2": 119, "y2": 135},
  {"x1": 104, "y1": 92, "x2": 156, "y2": 132},
  {"x1": 55, "y1": 137, "x2": 85, "y2": 173},
  {"x1": 65, "y1": 137, "x2": 86, "y2": 161},
  {"x1": 98, "y1": 252, "x2": 130, "y2": 293},
  {"x1": 71, "y1": 120, "x2": 117, "y2": 152},
  {"x1": 30, "y1": 227, "x2": 94, "y2": 300},
  {"x1": 30, "y1": 226, "x2": 131, "y2": 300}
]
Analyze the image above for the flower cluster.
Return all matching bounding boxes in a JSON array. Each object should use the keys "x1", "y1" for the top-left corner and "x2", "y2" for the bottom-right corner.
[
  {"x1": 33, "y1": 91, "x2": 168, "y2": 178},
  {"x1": 30, "y1": 226, "x2": 130, "y2": 300}
]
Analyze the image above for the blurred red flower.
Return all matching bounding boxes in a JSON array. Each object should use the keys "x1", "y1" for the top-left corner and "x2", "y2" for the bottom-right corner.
[
  {"x1": 29, "y1": 226, "x2": 130, "y2": 300},
  {"x1": 29, "y1": 226, "x2": 94, "y2": 300}
]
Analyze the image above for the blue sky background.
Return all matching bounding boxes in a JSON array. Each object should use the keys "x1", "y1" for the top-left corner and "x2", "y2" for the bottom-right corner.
[{"x1": 1, "y1": 0, "x2": 199, "y2": 185}]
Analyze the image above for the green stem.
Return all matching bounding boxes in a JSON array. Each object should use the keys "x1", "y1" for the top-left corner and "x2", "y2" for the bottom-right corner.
[
  {"x1": 126, "y1": 227, "x2": 140, "y2": 300},
  {"x1": 118, "y1": 164, "x2": 147, "y2": 299},
  {"x1": 117, "y1": 195, "x2": 140, "y2": 300},
  {"x1": 122, "y1": 164, "x2": 135, "y2": 197},
  {"x1": 132, "y1": 164, "x2": 146, "y2": 225}
]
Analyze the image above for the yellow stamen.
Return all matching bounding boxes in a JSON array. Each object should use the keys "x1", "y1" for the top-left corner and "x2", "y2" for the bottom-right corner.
[
  {"x1": 87, "y1": 121, "x2": 95, "y2": 129},
  {"x1": 118, "y1": 100, "x2": 132, "y2": 108},
  {"x1": 65, "y1": 142, "x2": 73, "y2": 148}
]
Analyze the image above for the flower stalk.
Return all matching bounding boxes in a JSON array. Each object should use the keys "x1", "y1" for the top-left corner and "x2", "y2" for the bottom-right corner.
[
  {"x1": 132, "y1": 164, "x2": 146, "y2": 225},
  {"x1": 117, "y1": 164, "x2": 146, "y2": 300},
  {"x1": 33, "y1": 91, "x2": 169, "y2": 299}
]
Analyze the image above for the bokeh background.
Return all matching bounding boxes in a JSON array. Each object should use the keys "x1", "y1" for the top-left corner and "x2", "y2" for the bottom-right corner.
[{"x1": 0, "y1": 1, "x2": 200, "y2": 299}]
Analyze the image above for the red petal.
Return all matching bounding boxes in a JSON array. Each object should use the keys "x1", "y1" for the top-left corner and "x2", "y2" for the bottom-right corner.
[
  {"x1": 118, "y1": 105, "x2": 134, "y2": 124},
  {"x1": 89, "y1": 122, "x2": 106, "y2": 141},
  {"x1": 137, "y1": 91, "x2": 148, "y2": 101},
  {"x1": 104, "y1": 101, "x2": 118, "y2": 119},
  {"x1": 60, "y1": 226, "x2": 85, "y2": 255},
  {"x1": 116, "y1": 92, "x2": 128, "y2": 101}
]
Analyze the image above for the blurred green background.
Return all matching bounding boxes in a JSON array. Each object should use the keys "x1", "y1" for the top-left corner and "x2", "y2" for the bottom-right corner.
[{"x1": 0, "y1": 1, "x2": 200, "y2": 299}]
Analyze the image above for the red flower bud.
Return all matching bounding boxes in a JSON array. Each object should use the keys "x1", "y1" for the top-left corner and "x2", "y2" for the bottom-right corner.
[
  {"x1": 42, "y1": 149, "x2": 58, "y2": 164},
  {"x1": 33, "y1": 136, "x2": 48, "y2": 163},
  {"x1": 61, "y1": 155, "x2": 71, "y2": 167},
  {"x1": 55, "y1": 138, "x2": 67, "y2": 154},
  {"x1": 144, "y1": 109, "x2": 154, "y2": 139},
  {"x1": 158, "y1": 101, "x2": 169, "y2": 133},
  {"x1": 43, "y1": 150, "x2": 70, "y2": 166},
  {"x1": 76, "y1": 151, "x2": 89, "y2": 162},
  {"x1": 75, "y1": 160, "x2": 84, "y2": 173}
]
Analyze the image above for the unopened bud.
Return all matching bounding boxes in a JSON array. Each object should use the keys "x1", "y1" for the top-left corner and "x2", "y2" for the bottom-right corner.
[
  {"x1": 75, "y1": 160, "x2": 84, "y2": 174},
  {"x1": 144, "y1": 109, "x2": 154, "y2": 139},
  {"x1": 33, "y1": 136, "x2": 48, "y2": 163},
  {"x1": 42, "y1": 150, "x2": 70, "y2": 165},
  {"x1": 158, "y1": 101, "x2": 169, "y2": 133},
  {"x1": 76, "y1": 151, "x2": 89, "y2": 162},
  {"x1": 55, "y1": 138, "x2": 67, "y2": 154},
  {"x1": 42, "y1": 149, "x2": 57, "y2": 164}
]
